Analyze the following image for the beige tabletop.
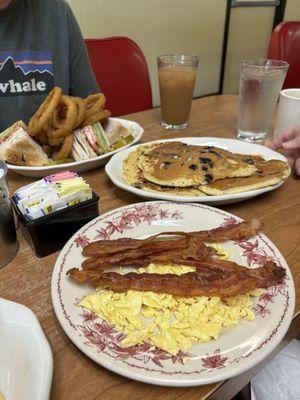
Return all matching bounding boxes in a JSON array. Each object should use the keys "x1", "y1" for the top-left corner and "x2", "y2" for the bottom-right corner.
[{"x1": 1, "y1": 95, "x2": 300, "y2": 400}]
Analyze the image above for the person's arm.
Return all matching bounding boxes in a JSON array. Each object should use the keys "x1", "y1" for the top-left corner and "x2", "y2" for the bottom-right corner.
[
  {"x1": 268, "y1": 125, "x2": 300, "y2": 175},
  {"x1": 65, "y1": 3, "x2": 99, "y2": 97}
]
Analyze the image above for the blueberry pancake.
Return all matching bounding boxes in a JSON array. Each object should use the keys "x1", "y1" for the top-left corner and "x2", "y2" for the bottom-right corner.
[
  {"x1": 138, "y1": 142, "x2": 256, "y2": 187},
  {"x1": 122, "y1": 141, "x2": 289, "y2": 196},
  {"x1": 200, "y1": 158, "x2": 289, "y2": 195},
  {"x1": 123, "y1": 145, "x2": 205, "y2": 196}
]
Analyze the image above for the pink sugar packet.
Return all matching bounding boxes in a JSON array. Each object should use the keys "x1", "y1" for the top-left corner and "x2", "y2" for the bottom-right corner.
[{"x1": 45, "y1": 171, "x2": 78, "y2": 183}]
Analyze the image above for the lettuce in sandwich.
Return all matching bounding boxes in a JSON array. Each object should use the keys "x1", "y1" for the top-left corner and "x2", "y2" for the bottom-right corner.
[{"x1": 71, "y1": 121, "x2": 134, "y2": 161}]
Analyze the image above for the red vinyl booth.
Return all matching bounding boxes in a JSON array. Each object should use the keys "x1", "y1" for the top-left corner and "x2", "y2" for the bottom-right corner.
[
  {"x1": 268, "y1": 21, "x2": 300, "y2": 89},
  {"x1": 85, "y1": 37, "x2": 153, "y2": 116}
]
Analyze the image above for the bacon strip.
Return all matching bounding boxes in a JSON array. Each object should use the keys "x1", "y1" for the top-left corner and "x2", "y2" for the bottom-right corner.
[
  {"x1": 186, "y1": 218, "x2": 263, "y2": 243},
  {"x1": 82, "y1": 236, "x2": 212, "y2": 270},
  {"x1": 82, "y1": 252, "x2": 244, "y2": 272},
  {"x1": 82, "y1": 219, "x2": 263, "y2": 257},
  {"x1": 82, "y1": 236, "x2": 155, "y2": 257},
  {"x1": 67, "y1": 217, "x2": 280, "y2": 299},
  {"x1": 67, "y1": 261, "x2": 285, "y2": 298}
]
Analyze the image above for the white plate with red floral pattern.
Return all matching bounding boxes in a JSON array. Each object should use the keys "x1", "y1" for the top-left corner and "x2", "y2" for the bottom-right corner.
[{"x1": 51, "y1": 201, "x2": 294, "y2": 386}]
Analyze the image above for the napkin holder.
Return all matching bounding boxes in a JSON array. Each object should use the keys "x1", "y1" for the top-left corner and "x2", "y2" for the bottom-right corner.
[{"x1": 12, "y1": 192, "x2": 99, "y2": 257}]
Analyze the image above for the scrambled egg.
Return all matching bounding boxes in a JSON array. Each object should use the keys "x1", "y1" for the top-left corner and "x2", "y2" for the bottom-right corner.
[{"x1": 80, "y1": 245, "x2": 261, "y2": 356}]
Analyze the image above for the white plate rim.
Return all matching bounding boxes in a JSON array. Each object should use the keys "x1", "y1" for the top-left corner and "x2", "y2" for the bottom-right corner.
[
  {"x1": 0, "y1": 297, "x2": 53, "y2": 399},
  {"x1": 51, "y1": 201, "x2": 295, "y2": 387},
  {"x1": 105, "y1": 137, "x2": 290, "y2": 204},
  {"x1": 6, "y1": 117, "x2": 143, "y2": 173}
]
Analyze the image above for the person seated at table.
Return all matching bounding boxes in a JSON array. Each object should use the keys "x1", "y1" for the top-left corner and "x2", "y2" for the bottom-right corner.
[
  {"x1": 0, "y1": 0, "x2": 99, "y2": 131},
  {"x1": 268, "y1": 125, "x2": 300, "y2": 175}
]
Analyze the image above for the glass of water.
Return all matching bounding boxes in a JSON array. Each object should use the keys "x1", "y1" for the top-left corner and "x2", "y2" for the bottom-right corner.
[
  {"x1": 0, "y1": 161, "x2": 18, "y2": 268},
  {"x1": 237, "y1": 59, "x2": 289, "y2": 142}
]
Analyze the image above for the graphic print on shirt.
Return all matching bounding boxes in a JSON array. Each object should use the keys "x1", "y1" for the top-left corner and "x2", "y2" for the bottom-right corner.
[{"x1": 0, "y1": 50, "x2": 54, "y2": 97}]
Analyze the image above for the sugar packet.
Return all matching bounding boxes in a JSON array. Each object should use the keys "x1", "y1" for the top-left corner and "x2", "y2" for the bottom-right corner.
[{"x1": 14, "y1": 171, "x2": 93, "y2": 220}]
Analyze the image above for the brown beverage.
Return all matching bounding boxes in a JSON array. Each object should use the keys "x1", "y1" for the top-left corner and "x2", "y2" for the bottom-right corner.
[
  {"x1": 158, "y1": 55, "x2": 198, "y2": 130},
  {"x1": 159, "y1": 66, "x2": 197, "y2": 126}
]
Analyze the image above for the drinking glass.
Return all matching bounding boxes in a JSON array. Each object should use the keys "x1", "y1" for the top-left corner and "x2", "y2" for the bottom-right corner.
[
  {"x1": 274, "y1": 88, "x2": 300, "y2": 137},
  {"x1": 237, "y1": 59, "x2": 289, "y2": 142},
  {"x1": 157, "y1": 54, "x2": 198, "y2": 130},
  {"x1": 0, "y1": 161, "x2": 18, "y2": 268}
]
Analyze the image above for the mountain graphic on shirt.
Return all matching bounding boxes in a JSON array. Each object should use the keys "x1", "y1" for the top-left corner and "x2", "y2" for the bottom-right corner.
[{"x1": 0, "y1": 56, "x2": 54, "y2": 97}]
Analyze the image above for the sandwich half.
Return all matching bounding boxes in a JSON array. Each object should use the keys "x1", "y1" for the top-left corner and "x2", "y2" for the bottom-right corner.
[
  {"x1": 71, "y1": 121, "x2": 134, "y2": 161},
  {"x1": 72, "y1": 123, "x2": 110, "y2": 161},
  {"x1": 104, "y1": 119, "x2": 134, "y2": 150},
  {"x1": 0, "y1": 122, "x2": 50, "y2": 166}
]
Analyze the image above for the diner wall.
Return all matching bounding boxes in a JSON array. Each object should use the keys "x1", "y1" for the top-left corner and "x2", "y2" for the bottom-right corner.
[
  {"x1": 222, "y1": 6, "x2": 275, "y2": 94},
  {"x1": 66, "y1": 0, "x2": 226, "y2": 106},
  {"x1": 67, "y1": 0, "x2": 297, "y2": 102},
  {"x1": 284, "y1": 0, "x2": 300, "y2": 20},
  {"x1": 223, "y1": 0, "x2": 300, "y2": 94}
]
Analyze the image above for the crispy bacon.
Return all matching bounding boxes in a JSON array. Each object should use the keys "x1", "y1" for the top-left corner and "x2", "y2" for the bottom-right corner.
[
  {"x1": 82, "y1": 219, "x2": 262, "y2": 257},
  {"x1": 82, "y1": 236, "x2": 212, "y2": 270},
  {"x1": 187, "y1": 218, "x2": 263, "y2": 243},
  {"x1": 82, "y1": 236, "x2": 155, "y2": 257},
  {"x1": 67, "y1": 261, "x2": 285, "y2": 298},
  {"x1": 82, "y1": 252, "x2": 246, "y2": 272},
  {"x1": 66, "y1": 217, "x2": 283, "y2": 299}
]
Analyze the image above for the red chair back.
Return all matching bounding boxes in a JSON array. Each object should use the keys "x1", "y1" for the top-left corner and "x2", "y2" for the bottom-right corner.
[
  {"x1": 268, "y1": 21, "x2": 300, "y2": 89},
  {"x1": 85, "y1": 37, "x2": 152, "y2": 116}
]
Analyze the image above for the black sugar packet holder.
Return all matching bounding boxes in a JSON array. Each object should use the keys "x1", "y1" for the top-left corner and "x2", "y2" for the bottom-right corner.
[{"x1": 11, "y1": 192, "x2": 99, "y2": 257}]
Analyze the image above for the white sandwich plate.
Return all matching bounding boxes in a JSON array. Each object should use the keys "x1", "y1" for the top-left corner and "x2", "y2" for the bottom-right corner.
[{"x1": 7, "y1": 118, "x2": 144, "y2": 178}]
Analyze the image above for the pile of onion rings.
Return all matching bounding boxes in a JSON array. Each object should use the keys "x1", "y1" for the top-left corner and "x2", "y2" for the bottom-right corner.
[{"x1": 27, "y1": 87, "x2": 111, "y2": 160}]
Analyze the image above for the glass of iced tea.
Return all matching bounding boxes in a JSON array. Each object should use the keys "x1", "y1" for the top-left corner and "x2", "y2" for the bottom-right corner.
[
  {"x1": 237, "y1": 59, "x2": 289, "y2": 142},
  {"x1": 158, "y1": 54, "x2": 198, "y2": 130}
]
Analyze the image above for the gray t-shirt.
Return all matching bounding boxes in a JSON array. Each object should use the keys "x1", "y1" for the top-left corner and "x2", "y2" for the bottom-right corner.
[{"x1": 0, "y1": 0, "x2": 99, "y2": 131}]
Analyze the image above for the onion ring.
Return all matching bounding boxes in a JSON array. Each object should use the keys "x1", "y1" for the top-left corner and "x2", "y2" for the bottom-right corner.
[
  {"x1": 73, "y1": 97, "x2": 86, "y2": 128},
  {"x1": 80, "y1": 109, "x2": 111, "y2": 127},
  {"x1": 27, "y1": 87, "x2": 62, "y2": 136},
  {"x1": 47, "y1": 134, "x2": 64, "y2": 146},
  {"x1": 46, "y1": 96, "x2": 77, "y2": 139},
  {"x1": 51, "y1": 102, "x2": 67, "y2": 129},
  {"x1": 51, "y1": 95, "x2": 77, "y2": 129},
  {"x1": 46, "y1": 126, "x2": 73, "y2": 140},
  {"x1": 42, "y1": 145, "x2": 53, "y2": 157},
  {"x1": 37, "y1": 129, "x2": 48, "y2": 145},
  {"x1": 52, "y1": 96, "x2": 85, "y2": 129},
  {"x1": 52, "y1": 134, "x2": 74, "y2": 161},
  {"x1": 84, "y1": 93, "x2": 106, "y2": 115}
]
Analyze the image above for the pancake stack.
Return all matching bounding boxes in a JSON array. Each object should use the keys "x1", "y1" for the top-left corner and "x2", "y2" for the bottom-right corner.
[{"x1": 122, "y1": 142, "x2": 289, "y2": 196}]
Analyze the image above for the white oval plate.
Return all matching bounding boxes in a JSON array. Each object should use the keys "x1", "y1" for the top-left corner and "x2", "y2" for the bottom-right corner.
[
  {"x1": 105, "y1": 137, "x2": 289, "y2": 205},
  {"x1": 0, "y1": 298, "x2": 53, "y2": 399},
  {"x1": 51, "y1": 201, "x2": 294, "y2": 387},
  {"x1": 7, "y1": 118, "x2": 144, "y2": 178}
]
